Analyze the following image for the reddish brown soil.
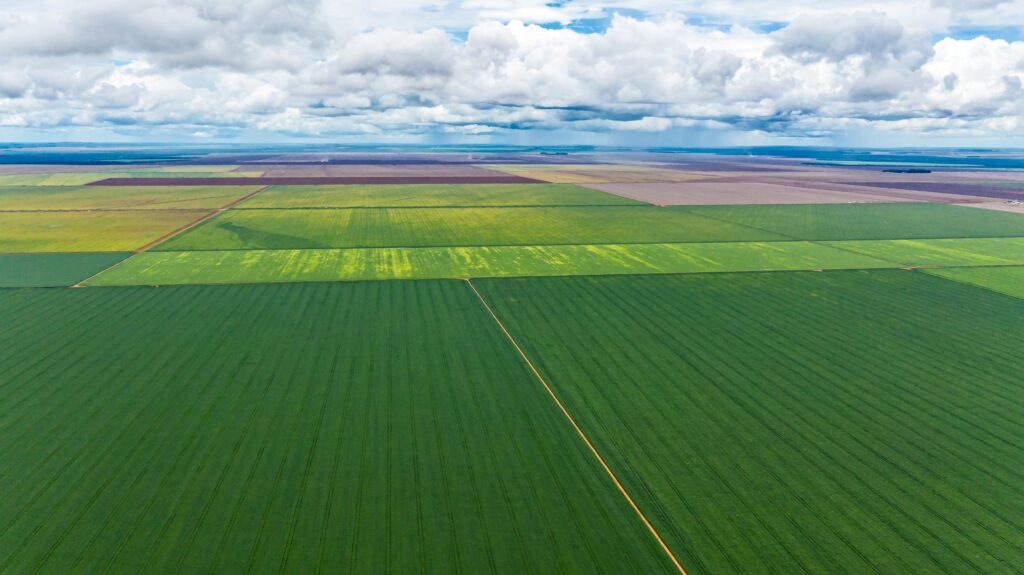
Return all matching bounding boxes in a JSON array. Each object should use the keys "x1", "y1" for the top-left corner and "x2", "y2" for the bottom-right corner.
[
  {"x1": 87, "y1": 176, "x2": 545, "y2": 186},
  {"x1": 249, "y1": 164, "x2": 508, "y2": 177}
]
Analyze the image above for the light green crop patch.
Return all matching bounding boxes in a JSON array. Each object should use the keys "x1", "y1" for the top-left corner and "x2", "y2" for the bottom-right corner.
[
  {"x1": 823, "y1": 237, "x2": 1024, "y2": 267},
  {"x1": 0, "y1": 170, "x2": 262, "y2": 186},
  {"x1": 679, "y1": 202, "x2": 1024, "y2": 240},
  {"x1": 241, "y1": 183, "x2": 642, "y2": 208},
  {"x1": 88, "y1": 241, "x2": 896, "y2": 285},
  {"x1": 924, "y1": 266, "x2": 1024, "y2": 299},
  {"x1": 155, "y1": 206, "x2": 788, "y2": 251},
  {"x1": 0, "y1": 185, "x2": 264, "y2": 211}
]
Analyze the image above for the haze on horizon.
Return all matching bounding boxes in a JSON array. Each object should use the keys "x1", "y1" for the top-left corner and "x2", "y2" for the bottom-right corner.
[{"x1": 1, "y1": 0, "x2": 1022, "y2": 146}]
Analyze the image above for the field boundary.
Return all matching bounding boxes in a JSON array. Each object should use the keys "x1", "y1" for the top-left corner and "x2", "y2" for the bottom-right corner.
[
  {"x1": 73, "y1": 186, "x2": 272, "y2": 287},
  {"x1": 916, "y1": 267, "x2": 1024, "y2": 301},
  {"x1": 132, "y1": 185, "x2": 272, "y2": 253},
  {"x1": 464, "y1": 278, "x2": 689, "y2": 575}
]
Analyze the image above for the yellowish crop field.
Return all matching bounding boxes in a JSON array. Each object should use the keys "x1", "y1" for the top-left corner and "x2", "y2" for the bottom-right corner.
[{"x1": 0, "y1": 210, "x2": 208, "y2": 252}]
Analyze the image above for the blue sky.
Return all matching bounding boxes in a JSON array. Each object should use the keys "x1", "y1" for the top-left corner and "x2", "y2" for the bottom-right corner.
[{"x1": 0, "y1": 0, "x2": 1022, "y2": 145}]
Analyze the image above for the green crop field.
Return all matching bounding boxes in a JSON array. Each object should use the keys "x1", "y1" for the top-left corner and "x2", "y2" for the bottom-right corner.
[
  {"x1": 156, "y1": 206, "x2": 786, "y2": 251},
  {"x1": 242, "y1": 183, "x2": 641, "y2": 208},
  {"x1": 474, "y1": 270, "x2": 1024, "y2": 574},
  {"x1": 925, "y1": 266, "x2": 1024, "y2": 299},
  {"x1": 0, "y1": 210, "x2": 208, "y2": 252},
  {"x1": 4, "y1": 151, "x2": 1024, "y2": 574},
  {"x1": 0, "y1": 281, "x2": 673, "y2": 573},
  {"x1": 89, "y1": 241, "x2": 894, "y2": 286},
  {"x1": 0, "y1": 185, "x2": 263, "y2": 211},
  {"x1": 681, "y1": 202, "x2": 1024, "y2": 240},
  {"x1": 824, "y1": 237, "x2": 1024, "y2": 267},
  {"x1": 0, "y1": 252, "x2": 129, "y2": 287}
]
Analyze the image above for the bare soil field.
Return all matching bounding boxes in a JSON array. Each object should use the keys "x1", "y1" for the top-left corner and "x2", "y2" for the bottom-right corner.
[
  {"x1": 482, "y1": 164, "x2": 715, "y2": 183},
  {"x1": 959, "y1": 201, "x2": 1024, "y2": 214},
  {"x1": 250, "y1": 164, "x2": 508, "y2": 177},
  {"x1": 88, "y1": 175, "x2": 544, "y2": 186},
  {"x1": 857, "y1": 181, "x2": 1024, "y2": 200},
  {"x1": 584, "y1": 182, "x2": 921, "y2": 205}
]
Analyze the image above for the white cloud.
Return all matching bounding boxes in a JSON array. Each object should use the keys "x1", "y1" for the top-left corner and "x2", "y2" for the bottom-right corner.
[{"x1": 0, "y1": 0, "x2": 1021, "y2": 142}]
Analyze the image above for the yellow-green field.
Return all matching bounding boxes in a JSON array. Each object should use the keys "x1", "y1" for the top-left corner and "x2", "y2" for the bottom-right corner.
[
  {"x1": 241, "y1": 183, "x2": 640, "y2": 208},
  {"x1": 87, "y1": 241, "x2": 895, "y2": 285},
  {"x1": 0, "y1": 210, "x2": 208, "y2": 252},
  {"x1": 824, "y1": 237, "x2": 1024, "y2": 267},
  {"x1": 0, "y1": 185, "x2": 263, "y2": 211}
]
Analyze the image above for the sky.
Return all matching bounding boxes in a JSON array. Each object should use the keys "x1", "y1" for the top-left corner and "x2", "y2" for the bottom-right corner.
[{"x1": 0, "y1": 0, "x2": 1022, "y2": 145}]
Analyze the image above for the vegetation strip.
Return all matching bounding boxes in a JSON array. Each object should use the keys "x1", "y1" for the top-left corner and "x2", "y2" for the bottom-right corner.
[
  {"x1": 240, "y1": 183, "x2": 641, "y2": 208},
  {"x1": 153, "y1": 206, "x2": 785, "y2": 251},
  {"x1": 465, "y1": 278, "x2": 689, "y2": 575},
  {"x1": 85, "y1": 241, "x2": 896, "y2": 286}
]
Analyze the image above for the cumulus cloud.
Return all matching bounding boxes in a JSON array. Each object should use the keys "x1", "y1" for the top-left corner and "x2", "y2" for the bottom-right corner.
[{"x1": 0, "y1": 0, "x2": 1021, "y2": 142}]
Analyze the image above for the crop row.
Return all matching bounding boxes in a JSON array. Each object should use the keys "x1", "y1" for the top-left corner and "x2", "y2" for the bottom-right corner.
[
  {"x1": 474, "y1": 270, "x2": 1024, "y2": 574},
  {"x1": 0, "y1": 281, "x2": 672, "y2": 573},
  {"x1": 88, "y1": 241, "x2": 894, "y2": 286}
]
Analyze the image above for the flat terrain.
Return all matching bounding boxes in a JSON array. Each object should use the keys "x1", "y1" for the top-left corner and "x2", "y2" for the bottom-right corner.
[
  {"x1": 0, "y1": 170, "x2": 264, "y2": 186},
  {"x1": 241, "y1": 183, "x2": 639, "y2": 208},
  {"x1": 585, "y1": 181, "x2": 918, "y2": 205},
  {"x1": 89, "y1": 241, "x2": 893, "y2": 286},
  {"x1": 682, "y1": 202, "x2": 1024, "y2": 240},
  {"x1": 0, "y1": 281, "x2": 673, "y2": 574},
  {"x1": 483, "y1": 164, "x2": 712, "y2": 183},
  {"x1": 824, "y1": 237, "x2": 1024, "y2": 267},
  {"x1": 925, "y1": 266, "x2": 1024, "y2": 299},
  {"x1": 475, "y1": 270, "x2": 1024, "y2": 574},
  {"x1": 155, "y1": 206, "x2": 784, "y2": 251},
  {"x1": 252, "y1": 164, "x2": 509, "y2": 178},
  {"x1": 89, "y1": 176, "x2": 543, "y2": 186},
  {"x1": 0, "y1": 185, "x2": 263, "y2": 211},
  {"x1": 0, "y1": 252, "x2": 128, "y2": 287},
  {"x1": 0, "y1": 210, "x2": 209, "y2": 252},
  {"x1": 3, "y1": 150, "x2": 1024, "y2": 574}
]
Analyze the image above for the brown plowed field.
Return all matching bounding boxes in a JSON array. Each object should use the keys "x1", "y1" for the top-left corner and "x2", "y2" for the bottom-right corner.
[{"x1": 247, "y1": 164, "x2": 508, "y2": 177}]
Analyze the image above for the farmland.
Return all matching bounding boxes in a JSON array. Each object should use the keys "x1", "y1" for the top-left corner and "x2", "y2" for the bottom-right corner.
[
  {"x1": 0, "y1": 282, "x2": 671, "y2": 573},
  {"x1": 240, "y1": 183, "x2": 641, "y2": 208},
  {"x1": 474, "y1": 270, "x2": 1024, "y2": 574},
  {"x1": 681, "y1": 202, "x2": 1024, "y2": 239},
  {"x1": 824, "y1": 237, "x2": 1024, "y2": 267},
  {"x1": 0, "y1": 209, "x2": 209, "y2": 252},
  {"x1": 154, "y1": 206, "x2": 785, "y2": 251},
  {"x1": 0, "y1": 185, "x2": 264, "y2": 210},
  {"x1": 2, "y1": 148, "x2": 1024, "y2": 573},
  {"x1": 88, "y1": 241, "x2": 894, "y2": 286},
  {"x1": 0, "y1": 169, "x2": 264, "y2": 186},
  {"x1": 925, "y1": 266, "x2": 1024, "y2": 299},
  {"x1": 0, "y1": 252, "x2": 128, "y2": 287}
]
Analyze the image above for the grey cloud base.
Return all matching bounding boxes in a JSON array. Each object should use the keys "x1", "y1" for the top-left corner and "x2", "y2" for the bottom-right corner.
[{"x1": 0, "y1": 1, "x2": 1022, "y2": 141}]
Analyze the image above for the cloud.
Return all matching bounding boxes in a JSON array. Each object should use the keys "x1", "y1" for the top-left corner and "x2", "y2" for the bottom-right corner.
[{"x1": 0, "y1": 1, "x2": 1021, "y2": 143}]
